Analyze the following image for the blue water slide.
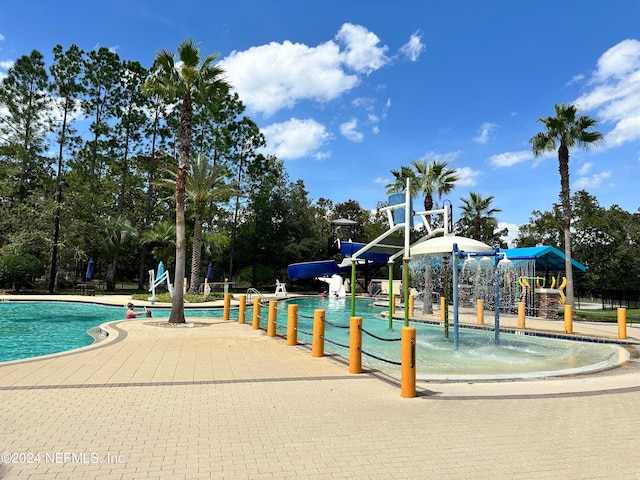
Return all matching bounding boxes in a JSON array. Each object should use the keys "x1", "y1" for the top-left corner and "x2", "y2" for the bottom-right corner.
[
  {"x1": 287, "y1": 241, "x2": 395, "y2": 282},
  {"x1": 287, "y1": 260, "x2": 340, "y2": 282}
]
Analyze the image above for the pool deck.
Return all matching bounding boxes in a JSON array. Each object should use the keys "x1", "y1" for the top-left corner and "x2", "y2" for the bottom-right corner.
[{"x1": 2, "y1": 294, "x2": 640, "y2": 479}]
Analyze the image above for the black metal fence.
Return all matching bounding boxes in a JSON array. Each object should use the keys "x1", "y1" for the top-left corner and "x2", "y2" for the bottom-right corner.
[{"x1": 576, "y1": 288, "x2": 640, "y2": 310}]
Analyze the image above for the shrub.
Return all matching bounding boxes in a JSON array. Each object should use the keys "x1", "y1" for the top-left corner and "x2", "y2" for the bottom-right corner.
[{"x1": 0, "y1": 253, "x2": 46, "y2": 290}]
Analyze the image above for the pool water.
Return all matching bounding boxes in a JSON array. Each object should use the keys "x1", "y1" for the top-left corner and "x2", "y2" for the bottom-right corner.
[
  {"x1": 0, "y1": 299, "x2": 626, "y2": 380},
  {"x1": 0, "y1": 301, "x2": 232, "y2": 363},
  {"x1": 278, "y1": 297, "x2": 626, "y2": 379}
]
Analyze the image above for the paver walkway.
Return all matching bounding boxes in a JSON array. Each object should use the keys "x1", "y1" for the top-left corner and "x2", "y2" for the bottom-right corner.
[{"x1": 2, "y1": 295, "x2": 640, "y2": 479}]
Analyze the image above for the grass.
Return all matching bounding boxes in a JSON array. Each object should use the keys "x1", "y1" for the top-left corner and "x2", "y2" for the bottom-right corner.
[
  {"x1": 131, "y1": 292, "x2": 223, "y2": 304},
  {"x1": 574, "y1": 308, "x2": 640, "y2": 323}
]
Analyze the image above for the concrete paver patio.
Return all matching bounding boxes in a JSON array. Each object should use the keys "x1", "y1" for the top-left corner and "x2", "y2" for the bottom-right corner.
[{"x1": 2, "y1": 295, "x2": 640, "y2": 479}]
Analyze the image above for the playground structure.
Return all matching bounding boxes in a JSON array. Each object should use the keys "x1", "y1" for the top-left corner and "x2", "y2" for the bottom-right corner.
[{"x1": 287, "y1": 179, "x2": 584, "y2": 354}]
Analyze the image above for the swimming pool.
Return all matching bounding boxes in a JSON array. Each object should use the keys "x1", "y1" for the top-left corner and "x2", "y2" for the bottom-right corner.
[
  {"x1": 0, "y1": 298, "x2": 627, "y2": 380},
  {"x1": 0, "y1": 301, "x2": 232, "y2": 363},
  {"x1": 277, "y1": 296, "x2": 627, "y2": 380}
]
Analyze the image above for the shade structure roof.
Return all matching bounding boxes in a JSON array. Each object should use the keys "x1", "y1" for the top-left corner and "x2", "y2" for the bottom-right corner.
[
  {"x1": 501, "y1": 246, "x2": 586, "y2": 273},
  {"x1": 410, "y1": 235, "x2": 493, "y2": 256}
]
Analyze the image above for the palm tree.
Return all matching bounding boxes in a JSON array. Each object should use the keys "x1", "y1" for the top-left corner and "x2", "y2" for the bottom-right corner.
[
  {"x1": 386, "y1": 160, "x2": 459, "y2": 228},
  {"x1": 530, "y1": 103, "x2": 603, "y2": 307},
  {"x1": 144, "y1": 39, "x2": 229, "y2": 323},
  {"x1": 386, "y1": 159, "x2": 459, "y2": 313},
  {"x1": 185, "y1": 154, "x2": 236, "y2": 294},
  {"x1": 457, "y1": 192, "x2": 501, "y2": 242},
  {"x1": 103, "y1": 216, "x2": 137, "y2": 291},
  {"x1": 141, "y1": 220, "x2": 176, "y2": 266}
]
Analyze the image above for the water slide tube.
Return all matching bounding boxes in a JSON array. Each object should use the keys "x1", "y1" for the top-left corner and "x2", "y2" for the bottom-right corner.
[{"x1": 286, "y1": 242, "x2": 391, "y2": 282}]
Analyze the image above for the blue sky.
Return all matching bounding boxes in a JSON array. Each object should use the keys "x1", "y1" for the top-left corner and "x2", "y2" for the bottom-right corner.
[{"x1": 2, "y1": 1, "x2": 640, "y2": 245}]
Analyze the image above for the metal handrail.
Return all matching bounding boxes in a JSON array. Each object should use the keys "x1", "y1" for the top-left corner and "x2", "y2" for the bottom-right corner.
[{"x1": 246, "y1": 288, "x2": 266, "y2": 301}]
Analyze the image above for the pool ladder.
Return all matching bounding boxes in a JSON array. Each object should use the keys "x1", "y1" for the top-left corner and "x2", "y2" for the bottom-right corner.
[{"x1": 246, "y1": 288, "x2": 266, "y2": 302}]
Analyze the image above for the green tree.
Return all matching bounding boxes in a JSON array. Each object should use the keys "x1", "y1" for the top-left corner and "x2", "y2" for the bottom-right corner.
[
  {"x1": 102, "y1": 216, "x2": 138, "y2": 291},
  {"x1": 530, "y1": 103, "x2": 604, "y2": 306},
  {"x1": 144, "y1": 38, "x2": 229, "y2": 323},
  {"x1": 141, "y1": 220, "x2": 176, "y2": 267},
  {"x1": 0, "y1": 50, "x2": 51, "y2": 199},
  {"x1": 0, "y1": 253, "x2": 45, "y2": 291},
  {"x1": 386, "y1": 160, "x2": 459, "y2": 230},
  {"x1": 457, "y1": 191, "x2": 506, "y2": 246},
  {"x1": 159, "y1": 153, "x2": 237, "y2": 294},
  {"x1": 82, "y1": 46, "x2": 123, "y2": 190},
  {"x1": 514, "y1": 206, "x2": 563, "y2": 248}
]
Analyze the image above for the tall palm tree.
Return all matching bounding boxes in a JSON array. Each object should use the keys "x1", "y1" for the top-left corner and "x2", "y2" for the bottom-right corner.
[
  {"x1": 530, "y1": 103, "x2": 603, "y2": 307},
  {"x1": 184, "y1": 154, "x2": 236, "y2": 294},
  {"x1": 458, "y1": 192, "x2": 501, "y2": 242},
  {"x1": 144, "y1": 39, "x2": 229, "y2": 323},
  {"x1": 386, "y1": 159, "x2": 459, "y2": 313}
]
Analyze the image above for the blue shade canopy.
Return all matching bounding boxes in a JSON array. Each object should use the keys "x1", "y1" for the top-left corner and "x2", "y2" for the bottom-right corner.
[
  {"x1": 85, "y1": 258, "x2": 95, "y2": 280},
  {"x1": 501, "y1": 246, "x2": 586, "y2": 272}
]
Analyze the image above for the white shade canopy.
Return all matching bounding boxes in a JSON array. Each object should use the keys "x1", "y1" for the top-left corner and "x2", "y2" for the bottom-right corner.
[{"x1": 410, "y1": 235, "x2": 493, "y2": 256}]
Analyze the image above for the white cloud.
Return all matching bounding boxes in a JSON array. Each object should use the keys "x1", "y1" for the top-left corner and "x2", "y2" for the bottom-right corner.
[
  {"x1": 417, "y1": 150, "x2": 462, "y2": 164},
  {"x1": 221, "y1": 40, "x2": 358, "y2": 117},
  {"x1": 498, "y1": 222, "x2": 519, "y2": 248},
  {"x1": 261, "y1": 118, "x2": 331, "y2": 160},
  {"x1": 455, "y1": 166, "x2": 481, "y2": 187},
  {"x1": 576, "y1": 161, "x2": 592, "y2": 176},
  {"x1": 573, "y1": 170, "x2": 612, "y2": 189},
  {"x1": 340, "y1": 118, "x2": 363, "y2": 142},
  {"x1": 336, "y1": 23, "x2": 389, "y2": 74},
  {"x1": 473, "y1": 122, "x2": 498, "y2": 144},
  {"x1": 399, "y1": 30, "x2": 425, "y2": 62},
  {"x1": 566, "y1": 73, "x2": 585, "y2": 86},
  {"x1": 574, "y1": 39, "x2": 640, "y2": 147},
  {"x1": 221, "y1": 23, "x2": 391, "y2": 117},
  {"x1": 488, "y1": 150, "x2": 533, "y2": 167},
  {"x1": 373, "y1": 176, "x2": 389, "y2": 185}
]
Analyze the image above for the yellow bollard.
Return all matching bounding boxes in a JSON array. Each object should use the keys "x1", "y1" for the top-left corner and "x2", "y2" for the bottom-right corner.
[
  {"x1": 350, "y1": 316, "x2": 362, "y2": 374},
  {"x1": 238, "y1": 295, "x2": 246, "y2": 324},
  {"x1": 618, "y1": 307, "x2": 627, "y2": 340},
  {"x1": 564, "y1": 304, "x2": 573, "y2": 334},
  {"x1": 252, "y1": 297, "x2": 261, "y2": 330},
  {"x1": 408, "y1": 294, "x2": 414, "y2": 317},
  {"x1": 312, "y1": 309, "x2": 325, "y2": 357},
  {"x1": 287, "y1": 304, "x2": 298, "y2": 345},
  {"x1": 223, "y1": 293, "x2": 231, "y2": 320},
  {"x1": 391, "y1": 294, "x2": 396, "y2": 314},
  {"x1": 440, "y1": 296, "x2": 445, "y2": 321},
  {"x1": 518, "y1": 301, "x2": 525, "y2": 329},
  {"x1": 267, "y1": 300, "x2": 277, "y2": 337},
  {"x1": 477, "y1": 299, "x2": 484, "y2": 325},
  {"x1": 401, "y1": 326, "x2": 416, "y2": 398}
]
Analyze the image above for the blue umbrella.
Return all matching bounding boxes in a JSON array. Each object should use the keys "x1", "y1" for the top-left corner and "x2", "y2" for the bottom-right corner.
[
  {"x1": 85, "y1": 258, "x2": 95, "y2": 280},
  {"x1": 206, "y1": 262, "x2": 214, "y2": 281},
  {"x1": 157, "y1": 261, "x2": 165, "y2": 279}
]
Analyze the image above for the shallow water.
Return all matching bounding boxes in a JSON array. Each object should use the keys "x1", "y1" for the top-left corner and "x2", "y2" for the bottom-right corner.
[{"x1": 279, "y1": 296, "x2": 624, "y2": 379}]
